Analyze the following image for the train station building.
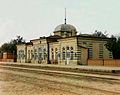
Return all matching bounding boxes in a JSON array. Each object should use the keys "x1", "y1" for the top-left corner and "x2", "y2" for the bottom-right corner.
[{"x1": 17, "y1": 20, "x2": 113, "y2": 65}]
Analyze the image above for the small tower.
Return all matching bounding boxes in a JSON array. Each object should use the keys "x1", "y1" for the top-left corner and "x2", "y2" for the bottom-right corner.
[
  {"x1": 65, "y1": 8, "x2": 66, "y2": 24},
  {"x1": 53, "y1": 8, "x2": 77, "y2": 37}
]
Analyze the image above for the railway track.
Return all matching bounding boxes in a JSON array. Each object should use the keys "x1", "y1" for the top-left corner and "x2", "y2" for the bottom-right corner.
[
  {"x1": 0, "y1": 64, "x2": 120, "y2": 80},
  {"x1": 0, "y1": 63, "x2": 120, "y2": 76},
  {"x1": 0, "y1": 63, "x2": 120, "y2": 95}
]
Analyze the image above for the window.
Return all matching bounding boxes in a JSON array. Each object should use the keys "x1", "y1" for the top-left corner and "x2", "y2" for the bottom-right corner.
[
  {"x1": 31, "y1": 50, "x2": 33, "y2": 59},
  {"x1": 62, "y1": 52, "x2": 65, "y2": 60},
  {"x1": 66, "y1": 52, "x2": 70, "y2": 58},
  {"x1": 62, "y1": 47, "x2": 65, "y2": 51},
  {"x1": 28, "y1": 50, "x2": 30, "y2": 59},
  {"x1": 51, "y1": 52, "x2": 54, "y2": 61},
  {"x1": 70, "y1": 47, "x2": 73, "y2": 50},
  {"x1": 38, "y1": 53, "x2": 42, "y2": 60},
  {"x1": 19, "y1": 50, "x2": 24, "y2": 59},
  {"x1": 88, "y1": 43, "x2": 93, "y2": 59},
  {"x1": 55, "y1": 48, "x2": 57, "y2": 51},
  {"x1": 51, "y1": 48, "x2": 54, "y2": 51},
  {"x1": 43, "y1": 53, "x2": 46, "y2": 60},
  {"x1": 55, "y1": 48, "x2": 58, "y2": 60},
  {"x1": 34, "y1": 49, "x2": 37, "y2": 60},
  {"x1": 77, "y1": 52, "x2": 81, "y2": 60},
  {"x1": 71, "y1": 51, "x2": 74, "y2": 60},
  {"x1": 51, "y1": 48, "x2": 54, "y2": 60},
  {"x1": 38, "y1": 48, "x2": 42, "y2": 52},
  {"x1": 18, "y1": 51, "x2": 21, "y2": 59},
  {"x1": 43, "y1": 48, "x2": 47, "y2": 60},
  {"x1": 99, "y1": 44, "x2": 103, "y2": 58},
  {"x1": 66, "y1": 46, "x2": 69, "y2": 50},
  {"x1": 109, "y1": 52, "x2": 113, "y2": 58},
  {"x1": 38, "y1": 48, "x2": 42, "y2": 60},
  {"x1": 43, "y1": 48, "x2": 46, "y2": 52}
]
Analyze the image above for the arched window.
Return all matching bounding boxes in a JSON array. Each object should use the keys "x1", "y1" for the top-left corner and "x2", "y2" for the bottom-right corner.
[
  {"x1": 55, "y1": 48, "x2": 57, "y2": 51},
  {"x1": 66, "y1": 46, "x2": 69, "y2": 50},
  {"x1": 70, "y1": 46, "x2": 73, "y2": 50},
  {"x1": 51, "y1": 48, "x2": 54, "y2": 51},
  {"x1": 62, "y1": 47, "x2": 65, "y2": 51},
  {"x1": 55, "y1": 48, "x2": 58, "y2": 60}
]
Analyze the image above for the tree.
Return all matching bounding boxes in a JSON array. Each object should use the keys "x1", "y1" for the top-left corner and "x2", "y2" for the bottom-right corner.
[
  {"x1": 105, "y1": 35, "x2": 120, "y2": 59},
  {"x1": 12, "y1": 36, "x2": 25, "y2": 45},
  {"x1": 0, "y1": 43, "x2": 10, "y2": 53},
  {"x1": 0, "y1": 36, "x2": 25, "y2": 55},
  {"x1": 92, "y1": 30, "x2": 108, "y2": 38},
  {"x1": 92, "y1": 31, "x2": 120, "y2": 59}
]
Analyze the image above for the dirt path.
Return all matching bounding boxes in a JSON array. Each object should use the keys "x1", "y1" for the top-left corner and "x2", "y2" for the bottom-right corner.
[{"x1": 0, "y1": 69, "x2": 120, "y2": 95}]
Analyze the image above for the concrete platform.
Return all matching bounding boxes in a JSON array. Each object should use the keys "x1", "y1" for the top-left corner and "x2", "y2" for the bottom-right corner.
[{"x1": 0, "y1": 62, "x2": 120, "y2": 74}]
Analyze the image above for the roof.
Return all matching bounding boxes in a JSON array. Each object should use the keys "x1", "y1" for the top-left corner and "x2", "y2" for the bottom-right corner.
[
  {"x1": 25, "y1": 42, "x2": 33, "y2": 45},
  {"x1": 54, "y1": 24, "x2": 77, "y2": 32},
  {"x1": 30, "y1": 36, "x2": 46, "y2": 42},
  {"x1": 47, "y1": 35, "x2": 62, "y2": 39},
  {"x1": 77, "y1": 35, "x2": 111, "y2": 40}
]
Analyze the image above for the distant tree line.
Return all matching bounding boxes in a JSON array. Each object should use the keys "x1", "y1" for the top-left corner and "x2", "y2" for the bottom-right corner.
[
  {"x1": 0, "y1": 36, "x2": 25, "y2": 56},
  {"x1": 105, "y1": 35, "x2": 120, "y2": 59}
]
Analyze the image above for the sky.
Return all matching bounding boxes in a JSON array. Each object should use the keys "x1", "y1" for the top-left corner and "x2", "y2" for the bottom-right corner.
[{"x1": 0, "y1": 0, "x2": 120, "y2": 45}]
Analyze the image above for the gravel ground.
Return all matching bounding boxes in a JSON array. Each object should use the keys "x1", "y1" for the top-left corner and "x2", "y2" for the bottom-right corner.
[
  {"x1": 0, "y1": 69, "x2": 120, "y2": 95},
  {"x1": 0, "y1": 80, "x2": 79, "y2": 95}
]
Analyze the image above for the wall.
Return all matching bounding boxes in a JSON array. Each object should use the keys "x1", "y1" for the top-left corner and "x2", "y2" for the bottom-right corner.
[
  {"x1": 0, "y1": 53, "x2": 3, "y2": 59},
  {"x1": 0, "y1": 52, "x2": 14, "y2": 62},
  {"x1": 0, "y1": 59, "x2": 14, "y2": 62},
  {"x1": 77, "y1": 37, "x2": 113, "y2": 60},
  {"x1": 49, "y1": 42, "x2": 59, "y2": 64},
  {"x1": 3, "y1": 52, "x2": 14, "y2": 59},
  {"x1": 88, "y1": 59, "x2": 120, "y2": 66},
  {"x1": 17, "y1": 44, "x2": 26, "y2": 63},
  {"x1": 58, "y1": 37, "x2": 78, "y2": 65},
  {"x1": 26, "y1": 45, "x2": 33, "y2": 63},
  {"x1": 81, "y1": 48, "x2": 88, "y2": 65},
  {"x1": 30, "y1": 38, "x2": 48, "y2": 64}
]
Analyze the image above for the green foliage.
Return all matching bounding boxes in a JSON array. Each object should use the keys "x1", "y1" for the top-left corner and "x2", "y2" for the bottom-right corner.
[
  {"x1": 14, "y1": 36, "x2": 25, "y2": 45},
  {"x1": 92, "y1": 30, "x2": 108, "y2": 38},
  {"x1": 0, "y1": 43, "x2": 14, "y2": 53},
  {"x1": 105, "y1": 35, "x2": 120, "y2": 59},
  {"x1": 92, "y1": 30, "x2": 120, "y2": 59},
  {"x1": 0, "y1": 36, "x2": 25, "y2": 55}
]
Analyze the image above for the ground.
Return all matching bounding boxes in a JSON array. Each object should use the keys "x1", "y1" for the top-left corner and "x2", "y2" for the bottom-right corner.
[{"x1": 0, "y1": 64, "x2": 120, "y2": 95}]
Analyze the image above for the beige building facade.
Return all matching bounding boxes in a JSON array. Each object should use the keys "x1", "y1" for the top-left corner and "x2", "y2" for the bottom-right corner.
[{"x1": 17, "y1": 23, "x2": 113, "y2": 65}]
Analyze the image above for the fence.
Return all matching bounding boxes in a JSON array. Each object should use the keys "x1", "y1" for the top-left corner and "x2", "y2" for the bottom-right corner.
[
  {"x1": 88, "y1": 59, "x2": 120, "y2": 66},
  {"x1": 0, "y1": 52, "x2": 16, "y2": 62},
  {"x1": 0, "y1": 59, "x2": 14, "y2": 62}
]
